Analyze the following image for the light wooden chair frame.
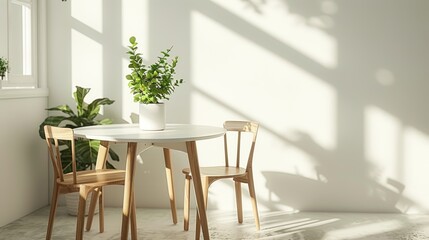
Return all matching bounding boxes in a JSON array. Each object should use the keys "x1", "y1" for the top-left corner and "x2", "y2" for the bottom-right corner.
[
  {"x1": 44, "y1": 125, "x2": 136, "y2": 240},
  {"x1": 181, "y1": 121, "x2": 260, "y2": 232}
]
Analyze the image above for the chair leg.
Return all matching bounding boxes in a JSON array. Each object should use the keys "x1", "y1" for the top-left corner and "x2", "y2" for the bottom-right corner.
[
  {"x1": 248, "y1": 175, "x2": 260, "y2": 230},
  {"x1": 46, "y1": 183, "x2": 60, "y2": 240},
  {"x1": 76, "y1": 187, "x2": 88, "y2": 240},
  {"x1": 183, "y1": 174, "x2": 191, "y2": 231},
  {"x1": 234, "y1": 181, "x2": 243, "y2": 224},
  {"x1": 203, "y1": 178, "x2": 209, "y2": 208},
  {"x1": 99, "y1": 187, "x2": 104, "y2": 233},
  {"x1": 85, "y1": 189, "x2": 99, "y2": 231}
]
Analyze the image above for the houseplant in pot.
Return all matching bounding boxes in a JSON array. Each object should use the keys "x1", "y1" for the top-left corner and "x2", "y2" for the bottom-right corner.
[
  {"x1": 126, "y1": 36, "x2": 183, "y2": 130},
  {"x1": 0, "y1": 57, "x2": 9, "y2": 80},
  {"x1": 39, "y1": 86, "x2": 120, "y2": 215}
]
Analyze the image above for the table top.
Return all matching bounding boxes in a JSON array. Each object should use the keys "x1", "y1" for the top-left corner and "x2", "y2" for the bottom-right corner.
[{"x1": 74, "y1": 123, "x2": 226, "y2": 143}]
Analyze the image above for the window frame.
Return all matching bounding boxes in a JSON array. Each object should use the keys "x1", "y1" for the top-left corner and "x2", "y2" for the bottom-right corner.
[{"x1": 1, "y1": 0, "x2": 38, "y2": 90}]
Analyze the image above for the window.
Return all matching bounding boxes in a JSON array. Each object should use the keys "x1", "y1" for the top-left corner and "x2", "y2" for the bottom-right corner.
[{"x1": 0, "y1": 0, "x2": 37, "y2": 89}]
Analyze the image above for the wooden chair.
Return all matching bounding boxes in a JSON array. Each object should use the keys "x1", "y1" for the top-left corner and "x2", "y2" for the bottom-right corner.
[
  {"x1": 181, "y1": 121, "x2": 260, "y2": 232},
  {"x1": 43, "y1": 125, "x2": 136, "y2": 240}
]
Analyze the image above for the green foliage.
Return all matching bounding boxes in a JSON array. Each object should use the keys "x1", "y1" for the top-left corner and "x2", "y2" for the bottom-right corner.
[
  {"x1": 126, "y1": 36, "x2": 184, "y2": 104},
  {"x1": 39, "y1": 86, "x2": 119, "y2": 173},
  {"x1": 0, "y1": 57, "x2": 9, "y2": 77}
]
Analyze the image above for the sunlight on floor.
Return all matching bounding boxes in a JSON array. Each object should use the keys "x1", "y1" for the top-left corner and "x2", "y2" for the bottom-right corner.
[{"x1": 2, "y1": 207, "x2": 429, "y2": 240}]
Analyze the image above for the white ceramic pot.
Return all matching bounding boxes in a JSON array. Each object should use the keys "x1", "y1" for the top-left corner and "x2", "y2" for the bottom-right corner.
[
  {"x1": 65, "y1": 192, "x2": 99, "y2": 216},
  {"x1": 139, "y1": 103, "x2": 165, "y2": 130}
]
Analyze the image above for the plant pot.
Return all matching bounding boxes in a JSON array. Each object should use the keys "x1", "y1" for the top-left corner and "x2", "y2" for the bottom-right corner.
[
  {"x1": 65, "y1": 192, "x2": 99, "y2": 216},
  {"x1": 139, "y1": 103, "x2": 165, "y2": 130}
]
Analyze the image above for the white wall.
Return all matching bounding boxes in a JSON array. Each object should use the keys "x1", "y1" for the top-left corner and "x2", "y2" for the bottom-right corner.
[
  {"x1": 0, "y1": 0, "x2": 49, "y2": 227},
  {"x1": 0, "y1": 93, "x2": 48, "y2": 227},
  {"x1": 47, "y1": 0, "x2": 429, "y2": 214}
]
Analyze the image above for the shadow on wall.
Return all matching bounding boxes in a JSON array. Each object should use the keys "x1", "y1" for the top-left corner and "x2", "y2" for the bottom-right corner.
[
  {"x1": 194, "y1": 0, "x2": 429, "y2": 213},
  {"x1": 191, "y1": 84, "x2": 418, "y2": 213},
  {"x1": 51, "y1": 0, "x2": 429, "y2": 212},
  {"x1": 260, "y1": 131, "x2": 410, "y2": 213}
]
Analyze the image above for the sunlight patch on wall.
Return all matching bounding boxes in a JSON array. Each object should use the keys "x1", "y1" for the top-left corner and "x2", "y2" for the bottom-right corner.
[
  {"x1": 71, "y1": 0, "x2": 103, "y2": 33},
  {"x1": 210, "y1": 0, "x2": 337, "y2": 68},
  {"x1": 190, "y1": 7, "x2": 337, "y2": 211},
  {"x1": 364, "y1": 106, "x2": 429, "y2": 213},
  {"x1": 402, "y1": 127, "x2": 429, "y2": 212},
  {"x1": 364, "y1": 106, "x2": 401, "y2": 181},
  {"x1": 363, "y1": 106, "x2": 409, "y2": 212},
  {"x1": 121, "y1": 58, "x2": 138, "y2": 123},
  {"x1": 71, "y1": 29, "x2": 103, "y2": 104},
  {"x1": 284, "y1": 78, "x2": 337, "y2": 151},
  {"x1": 121, "y1": 0, "x2": 149, "y2": 123},
  {"x1": 375, "y1": 68, "x2": 395, "y2": 86},
  {"x1": 121, "y1": 0, "x2": 149, "y2": 56},
  {"x1": 191, "y1": 11, "x2": 337, "y2": 151}
]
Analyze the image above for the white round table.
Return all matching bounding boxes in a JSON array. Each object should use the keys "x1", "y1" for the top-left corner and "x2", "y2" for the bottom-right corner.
[{"x1": 74, "y1": 123, "x2": 225, "y2": 240}]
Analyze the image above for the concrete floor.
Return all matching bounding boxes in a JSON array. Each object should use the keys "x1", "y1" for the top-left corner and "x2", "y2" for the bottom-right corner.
[{"x1": 1, "y1": 207, "x2": 429, "y2": 239}]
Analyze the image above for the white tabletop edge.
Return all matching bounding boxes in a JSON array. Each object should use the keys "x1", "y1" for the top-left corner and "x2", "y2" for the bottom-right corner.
[{"x1": 73, "y1": 123, "x2": 226, "y2": 143}]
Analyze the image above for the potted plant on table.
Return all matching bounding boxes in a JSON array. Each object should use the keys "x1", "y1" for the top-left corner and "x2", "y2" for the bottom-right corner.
[
  {"x1": 0, "y1": 57, "x2": 9, "y2": 80},
  {"x1": 39, "y1": 86, "x2": 120, "y2": 215},
  {"x1": 126, "y1": 36, "x2": 184, "y2": 130}
]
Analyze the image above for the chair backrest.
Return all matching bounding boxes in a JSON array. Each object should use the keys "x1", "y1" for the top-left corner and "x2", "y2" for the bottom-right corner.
[
  {"x1": 223, "y1": 121, "x2": 259, "y2": 171},
  {"x1": 44, "y1": 125, "x2": 77, "y2": 184}
]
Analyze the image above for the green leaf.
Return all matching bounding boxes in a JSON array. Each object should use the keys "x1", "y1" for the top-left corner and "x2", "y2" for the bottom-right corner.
[
  {"x1": 38, "y1": 116, "x2": 69, "y2": 139},
  {"x1": 109, "y1": 148, "x2": 120, "y2": 161},
  {"x1": 75, "y1": 139, "x2": 99, "y2": 170},
  {"x1": 40, "y1": 86, "x2": 120, "y2": 173},
  {"x1": 73, "y1": 86, "x2": 90, "y2": 116},
  {"x1": 105, "y1": 161, "x2": 115, "y2": 169},
  {"x1": 125, "y1": 36, "x2": 184, "y2": 104},
  {"x1": 85, "y1": 98, "x2": 115, "y2": 120},
  {"x1": 46, "y1": 104, "x2": 76, "y2": 117},
  {"x1": 98, "y1": 118, "x2": 113, "y2": 125}
]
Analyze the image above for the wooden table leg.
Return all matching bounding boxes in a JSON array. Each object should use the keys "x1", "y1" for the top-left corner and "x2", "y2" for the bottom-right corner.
[
  {"x1": 121, "y1": 142, "x2": 137, "y2": 240},
  {"x1": 186, "y1": 141, "x2": 210, "y2": 240},
  {"x1": 163, "y1": 148, "x2": 178, "y2": 224},
  {"x1": 131, "y1": 187, "x2": 137, "y2": 240}
]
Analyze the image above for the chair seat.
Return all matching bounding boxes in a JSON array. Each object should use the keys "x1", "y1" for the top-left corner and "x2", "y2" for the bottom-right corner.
[
  {"x1": 182, "y1": 166, "x2": 246, "y2": 178},
  {"x1": 58, "y1": 169, "x2": 126, "y2": 186}
]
